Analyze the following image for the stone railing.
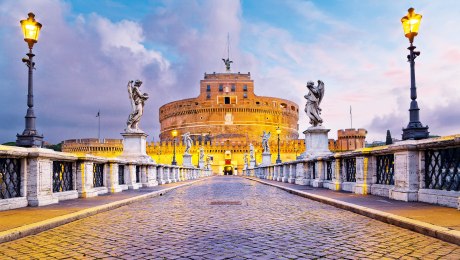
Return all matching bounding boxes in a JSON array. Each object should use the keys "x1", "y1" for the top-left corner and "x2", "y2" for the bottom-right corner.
[
  {"x1": 244, "y1": 135, "x2": 460, "y2": 210},
  {"x1": 0, "y1": 145, "x2": 212, "y2": 211}
]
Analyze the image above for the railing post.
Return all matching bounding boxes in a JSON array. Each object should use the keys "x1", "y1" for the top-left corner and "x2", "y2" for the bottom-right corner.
[
  {"x1": 77, "y1": 159, "x2": 98, "y2": 197},
  {"x1": 354, "y1": 153, "x2": 375, "y2": 195},
  {"x1": 107, "y1": 161, "x2": 122, "y2": 193},
  {"x1": 389, "y1": 145, "x2": 420, "y2": 201},
  {"x1": 295, "y1": 161, "x2": 307, "y2": 185},
  {"x1": 288, "y1": 163, "x2": 295, "y2": 183},
  {"x1": 126, "y1": 164, "x2": 140, "y2": 189},
  {"x1": 26, "y1": 154, "x2": 58, "y2": 206},
  {"x1": 331, "y1": 158, "x2": 342, "y2": 191}
]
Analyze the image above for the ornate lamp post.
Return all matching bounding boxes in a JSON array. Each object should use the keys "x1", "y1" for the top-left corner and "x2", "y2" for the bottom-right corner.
[
  {"x1": 400, "y1": 8, "x2": 429, "y2": 140},
  {"x1": 16, "y1": 13, "x2": 44, "y2": 147},
  {"x1": 171, "y1": 129, "x2": 178, "y2": 165},
  {"x1": 276, "y1": 126, "x2": 282, "y2": 164}
]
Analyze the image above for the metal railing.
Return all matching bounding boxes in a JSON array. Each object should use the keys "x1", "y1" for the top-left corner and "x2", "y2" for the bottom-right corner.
[
  {"x1": 344, "y1": 158, "x2": 356, "y2": 182},
  {"x1": 135, "y1": 165, "x2": 140, "y2": 183},
  {"x1": 425, "y1": 147, "x2": 460, "y2": 191},
  {"x1": 93, "y1": 163, "x2": 104, "y2": 187},
  {"x1": 118, "y1": 165, "x2": 125, "y2": 185},
  {"x1": 52, "y1": 161, "x2": 73, "y2": 192},
  {"x1": 376, "y1": 154, "x2": 394, "y2": 185},
  {"x1": 0, "y1": 158, "x2": 21, "y2": 199},
  {"x1": 326, "y1": 161, "x2": 332, "y2": 181}
]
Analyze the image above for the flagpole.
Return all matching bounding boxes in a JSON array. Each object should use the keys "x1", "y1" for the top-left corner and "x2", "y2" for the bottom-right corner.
[
  {"x1": 350, "y1": 105, "x2": 353, "y2": 129},
  {"x1": 97, "y1": 110, "x2": 101, "y2": 141}
]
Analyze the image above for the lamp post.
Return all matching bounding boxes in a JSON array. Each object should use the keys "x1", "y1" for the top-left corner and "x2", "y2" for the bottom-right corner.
[
  {"x1": 16, "y1": 13, "x2": 44, "y2": 147},
  {"x1": 400, "y1": 8, "x2": 429, "y2": 140},
  {"x1": 276, "y1": 126, "x2": 282, "y2": 164},
  {"x1": 171, "y1": 129, "x2": 178, "y2": 165}
]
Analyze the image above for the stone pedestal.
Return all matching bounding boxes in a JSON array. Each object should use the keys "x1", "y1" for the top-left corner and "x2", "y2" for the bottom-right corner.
[
  {"x1": 183, "y1": 154, "x2": 193, "y2": 167},
  {"x1": 198, "y1": 160, "x2": 205, "y2": 169},
  {"x1": 261, "y1": 152, "x2": 271, "y2": 166},
  {"x1": 300, "y1": 126, "x2": 332, "y2": 159},
  {"x1": 249, "y1": 159, "x2": 256, "y2": 168},
  {"x1": 120, "y1": 132, "x2": 154, "y2": 163}
]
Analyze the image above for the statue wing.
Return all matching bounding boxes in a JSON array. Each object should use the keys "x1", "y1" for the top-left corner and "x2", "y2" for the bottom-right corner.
[
  {"x1": 317, "y1": 80, "x2": 325, "y2": 105},
  {"x1": 127, "y1": 82, "x2": 135, "y2": 111}
]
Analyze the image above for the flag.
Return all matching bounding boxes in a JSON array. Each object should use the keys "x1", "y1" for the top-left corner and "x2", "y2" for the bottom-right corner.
[{"x1": 96, "y1": 110, "x2": 100, "y2": 117}]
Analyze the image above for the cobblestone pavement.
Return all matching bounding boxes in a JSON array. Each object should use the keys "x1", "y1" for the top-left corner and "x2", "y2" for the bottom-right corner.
[{"x1": 1, "y1": 176, "x2": 459, "y2": 259}]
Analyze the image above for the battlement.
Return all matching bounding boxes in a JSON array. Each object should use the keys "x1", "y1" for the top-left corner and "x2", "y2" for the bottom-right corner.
[
  {"x1": 337, "y1": 128, "x2": 367, "y2": 138},
  {"x1": 203, "y1": 72, "x2": 251, "y2": 80}
]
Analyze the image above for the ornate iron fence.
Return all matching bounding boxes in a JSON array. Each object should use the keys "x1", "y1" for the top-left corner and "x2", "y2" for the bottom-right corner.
[
  {"x1": 93, "y1": 163, "x2": 104, "y2": 187},
  {"x1": 376, "y1": 154, "x2": 395, "y2": 185},
  {"x1": 425, "y1": 147, "x2": 460, "y2": 191},
  {"x1": 326, "y1": 161, "x2": 333, "y2": 181},
  {"x1": 310, "y1": 161, "x2": 316, "y2": 179},
  {"x1": 136, "y1": 166, "x2": 140, "y2": 183},
  {"x1": 0, "y1": 158, "x2": 21, "y2": 199},
  {"x1": 118, "y1": 165, "x2": 125, "y2": 185},
  {"x1": 52, "y1": 161, "x2": 73, "y2": 192},
  {"x1": 345, "y1": 158, "x2": 356, "y2": 182}
]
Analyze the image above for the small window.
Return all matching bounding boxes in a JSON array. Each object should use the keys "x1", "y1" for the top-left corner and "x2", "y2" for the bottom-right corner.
[
  {"x1": 243, "y1": 93, "x2": 248, "y2": 98},
  {"x1": 243, "y1": 85, "x2": 248, "y2": 91},
  {"x1": 231, "y1": 84, "x2": 236, "y2": 92},
  {"x1": 219, "y1": 84, "x2": 223, "y2": 92},
  {"x1": 206, "y1": 85, "x2": 211, "y2": 92},
  {"x1": 206, "y1": 93, "x2": 211, "y2": 99},
  {"x1": 256, "y1": 101, "x2": 260, "y2": 105},
  {"x1": 224, "y1": 97, "x2": 230, "y2": 104}
]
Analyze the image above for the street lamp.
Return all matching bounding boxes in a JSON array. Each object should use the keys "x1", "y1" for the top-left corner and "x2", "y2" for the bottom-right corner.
[
  {"x1": 400, "y1": 8, "x2": 429, "y2": 140},
  {"x1": 276, "y1": 126, "x2": 282, "y2": 164},
  {"x1": 171, "y1": 129, "x2": 178, "y2": 165},
  {"x1": 16, "y1": 12, "x2": 44, "y2": 147}
]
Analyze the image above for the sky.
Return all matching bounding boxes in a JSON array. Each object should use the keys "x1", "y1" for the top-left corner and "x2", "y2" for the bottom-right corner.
[{"x1": 0, "y1": 0, "x2": 459, "y2": 144}]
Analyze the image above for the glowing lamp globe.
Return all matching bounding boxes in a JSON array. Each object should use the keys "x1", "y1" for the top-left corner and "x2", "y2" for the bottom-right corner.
[
  {"x1": 172, "y1": 129, "x2": 178, "y2": 138},
  {"x1": 20, "y1": 13, "x2": 42, "y2": 49},
  {"x1": 401, "y1": 8, "x2": 422, "y2": 43},
  {"x1": 276, "y1": 126, "x2": 281, "y2": 135}
]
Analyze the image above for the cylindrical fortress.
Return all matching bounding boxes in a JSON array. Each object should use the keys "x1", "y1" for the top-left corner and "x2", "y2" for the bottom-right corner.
[{"x1": 159, "y1": 72, "x2": 299, "y2": 143}]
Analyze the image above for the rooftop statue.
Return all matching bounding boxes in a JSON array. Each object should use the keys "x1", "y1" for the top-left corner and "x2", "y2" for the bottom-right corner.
[
  {"x1": 182, "y1": 132, "x2": 193, "y2": 154},
  {"x1": 126, "y1": 80, "x2": 149, "y2": 133},
  {"x1": 304, "y1": 80, "x2": 325, "y2": 127},
  {"x1": 222, "y1": 58, "x2": 233, "y2": 72},
  {"x1": 261, "y1": 131, "x2": 271, "y2": 153}
]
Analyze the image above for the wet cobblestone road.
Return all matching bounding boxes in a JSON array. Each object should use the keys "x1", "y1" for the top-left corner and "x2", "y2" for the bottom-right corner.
[{"x1": 1, "y1": 176, "x2": 459, "y2": 259}]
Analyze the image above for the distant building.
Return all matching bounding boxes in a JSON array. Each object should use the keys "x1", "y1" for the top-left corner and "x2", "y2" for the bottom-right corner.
[{"x1": 328, "y1": 128, "x2": 367, "y2": 152}]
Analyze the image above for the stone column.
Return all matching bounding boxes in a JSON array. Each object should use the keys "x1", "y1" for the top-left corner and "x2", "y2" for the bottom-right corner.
[
  {"x1": 287, "y1": 164, "x2": 295, "y2": 183},
  {"x1": 146, "y1": 165, "x2": 158, "y2": 186},
  {"x1": 26, "y1": 156, "x2": 58, "y2": 206},
  {"x1": 282, "y1": 164, "x2": 289, "y2": 182},
  {"x1": 330, "y1": 158, "x2": 342, "y2": 191},
  {"x1": 354, "y1": 155, "x2": 375, "y2": 195},
  {"x1": 76, "y1": 160, "x2": 98, "y2": 198},
  {"x1": 389, "y1": 145, "x2": 420, "y2": 201},
  {"x1": 107, "y1": 161, "x2": 122, "y2": 193},
  {"x1": 126, "y1": 164, "x2": 140, "y2": 189},
  {"x1": 312, "y1": 160, "x2": 324, "y2": 188},
  {"x1": 295, "y1": 161, "x2": 308, "y2": 185}
]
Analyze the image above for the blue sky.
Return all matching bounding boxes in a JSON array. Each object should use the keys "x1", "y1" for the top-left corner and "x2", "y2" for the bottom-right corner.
[{"x1": 0, "y1": 0, "x2": 459, "y2": 144}]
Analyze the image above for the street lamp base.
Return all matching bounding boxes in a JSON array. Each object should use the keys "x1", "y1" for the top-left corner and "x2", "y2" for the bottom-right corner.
[
  {"x1": 402, "y1": 125, "x2": 429, "y2": 140},
  {"x1": 16, "y1": 133, "x2": 43, "y2": 147},
  {"x1": 171, "y1": 161, "x2": 177, "y2": 165},
  {"x1": 276, "y1": 159, "x2": 282, "y2": 164}
]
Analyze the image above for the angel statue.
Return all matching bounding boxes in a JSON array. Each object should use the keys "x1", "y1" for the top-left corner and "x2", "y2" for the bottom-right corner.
[
  {"x1": 249, "y1": 143, "x2": 255, "y2": 161},
  {"x1": 261, "y1": 131, "x2": 271, "y2": 153},
  {"x1": 243, "y1": 153, "x2": 248, "y2": 165},
  {"x1": 199, "y1": 146, "x2": 205, "y2": 161},
  {"x1": 304, "y1": 80, "x2": 325, "y2": 127},
  {"x1": 126, "y1": 80, "x2": 149, "y2": 133},
  {"x1": 182, "y1": 132, "x2": 193, "y2": 154},
  {"x1": 222, "y1": 58, "x2": 233, "y2": 72}
]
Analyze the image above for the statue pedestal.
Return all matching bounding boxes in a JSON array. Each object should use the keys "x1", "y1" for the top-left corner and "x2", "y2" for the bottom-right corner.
[
  {"x1": 299, "y1": 126, "x2": 332, "y2": 159},
  {"x1": 120, "y1": 132, "x2": 154, "y2": 163},
  {"x1": 198, "y1": 160, "x2": 205, "y2": 169},
  {"x1": 261, "y1": 152, "x2": 272, "y2": 166},
  {"x1": 183, "y1": 154, "x2": 193, "y2": 167},
  {"x1": 249, "y1": 159, "x2": 256, "y2": 168}
]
